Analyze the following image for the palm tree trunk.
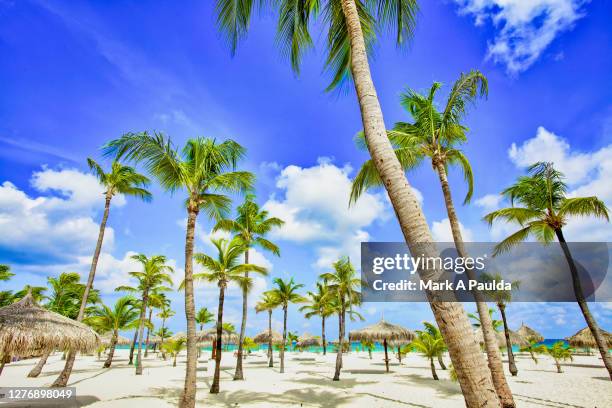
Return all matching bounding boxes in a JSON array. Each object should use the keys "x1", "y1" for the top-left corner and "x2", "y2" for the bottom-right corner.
[
  {"x1": 0, "y1": 355, "x2": 10, "y2": 375},
  {"x1": 438, "y1": 354, "x2": 447, "y2": 370},
  {"x1": 210, "y1": 285, "x2": 225, "y2": 394},
  {"x1": 555, "y1": 228, "x2": 612, "y2": 380},
  {"x1": 135, "y1": 291, "x2": 149, "y2": 375},
  {"x1": 180, "y1": 206, "x2": 199, "y2": 407},
  {"x1": 280, "y1": 305, "x2": 287, "y2": 373},
  {"x1": 129, "y1": 330, "x2": 138, "y2": 364},
  {"x1": 498, "y1": 304, "x2": 517, "y2": 376},
  {"x1": 339, "y1": 1, "x2": 500, "y2": 406},
  {"x1": 174, "y1": 354, "x2": 178, "y2": 367},
  {"x1": 555, "y1": 359, "x2": 562, "y2": 373},
  {"x1": 104, "y1": 331, "x2": 119, "y2": 368},
  {"x1": 322, "y1": 316, "x2": 326, "y2": 356},
  {"x1": 160, "y1": 318, "x2": 167, "y2": 359},
  {"x1": 383, "y1": 339, "x2": 389, "y2": 372},
  {"x1": 28, "y1": 351, "x2": 50, "y2": 377},
  {"x1": 144, "y1": 307, "x2": 153, "y2": 358},
  {"x1": 268, "y1": 310, "x2": 273, "y2": 367},
  {"x1": 234, "y1": 250, "x2": 249, "y2": 380},
  {"x1": 430, "y1": 357, "x2": 439, "y2": 380},
  {"x1": 52, "y1": 193, "x2": 112, "y2": 387},
  {"x1": 333, "y1": 303, "x2": 345, "y2": 381},
  {"x1": 435, "y1": 161, "x2": 515, "y2": 406}
]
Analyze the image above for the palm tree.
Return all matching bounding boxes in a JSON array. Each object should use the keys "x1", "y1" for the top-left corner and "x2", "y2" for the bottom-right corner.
[
  {"x1": 484, "y1": 162, "x2": 611, "y2": 380},
  {"x1": 410, "y1": 328, "x2": 447, "y2": 380},
  {"x1": 156, "y1": 327, "x2": 174, "y2": 358},
  {"x1": 481, "y1": 273, "x2": 520, "y2": 376},
  {"x1": 255, "y1": 292, "x2": 280, "y2": 367},
  {"x1": 163, "y1": 338, "x2": 186, "y2": 367},
  {"x1": 144, "y1": 291, "x2": 168, "y2": 357},
  {"x1": 13, "y1": 285, "x2": 46, "y2": 302},
  {"x1": 104, "y1": 132, "x2": 253, "y2": 407},
  {"x1": 299, "y1": 282, "x2": 334, "y2": 355},
  {"x1": 52, "y1": 159, "x2": 151, "y2": 387},
  {"x1": 0, "y1": 265, "x2": 14, "y2": 307},
  {"x1": 116, "y1": 254, "x2": 174, "y2": 375},
  {"x1": 421, "y1": 322, "x2": 447, "y2": 370},
  {"x1": 320, "y1": 257, "x2": 360, "y2": 381},
  {"x1": 192, "y1": 237, "x2": 267, "y2": 393},
  {"x1": 213, "y1": 3, "x2": 499, "y2": 405},
  {"x1": 547, "y1": 342, "x2": 574, "y2": 373},
  {"x1": 0, "y1": 264, "x2": 13, "y2": 281},
  {"x1": 350, "y1": 71, "x2": 514, "y2": 407},
  {"x1": 214, "y1": 194, "x2": 284, "y2": 380},
  {"x1": 157, "y1": 306, "x2": 175, "y2": 352},
  {"x1": 287, "y1": 332, "x2": 299, "y2": 351},
  {"x1": 520, "y1": 340, "x2": 547, "y2": 365},
  {"x1": 85, "y1": 297, "x2": 140, "y2": 368},
  {"x1": 267, "y1": 278, "x2": 305, "y2": 374},
  {"x1": 361, "y1": 340, "x2": 374, "y2": 359},
  {"x1": 468, "y1": 308, "x2": 502, "y2": 331},
  {"x1": 196, "y1": 307, "x2": 214, "y2": 331}
]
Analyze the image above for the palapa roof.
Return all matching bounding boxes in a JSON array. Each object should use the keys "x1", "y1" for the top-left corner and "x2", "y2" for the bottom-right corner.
[
  {"x1": 100, "y1": 333, "x2": 130, "y2": 346},
  {"x1": 297, "y1": 333, "x2": 321, "y2": 348},
  {"x1": 196, "y1": 328, "x2": 238, "y2": 344},
  {"x1": 565, "y1": 327, "x2": 612, "y2": 349},
  {"x1": 349, "y1": 320, "x2": 414, "y2": 343},
  {"x1": 474, "y1": 328, "x2": 528, "y2": 348},
  {"x1": 0, "y1": 293, "x2": 100, "y2": 356},
  {"x1": 516, "y1": 323, "x2": 544, "y2": 343},
  {"x1": 253, "y1": 330, "x2": 282, "y2": 344}
]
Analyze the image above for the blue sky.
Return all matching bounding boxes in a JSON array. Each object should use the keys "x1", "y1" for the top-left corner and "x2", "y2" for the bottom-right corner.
[{"x1": 0, "y1": 0, "x2": 611, "y2": 339}]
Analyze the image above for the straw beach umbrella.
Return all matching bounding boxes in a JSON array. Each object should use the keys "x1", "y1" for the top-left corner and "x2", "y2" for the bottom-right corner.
[
  {"x1": 566, "y1": 327, "x2": 612, "y2": 350},
  {"x1": 0, "y1": 293, "x2": 100, "y2": 372},
  {"x1": 253, "y1": 330, "x2": 282, "y2": 344},
  {"x1": 474, "y1": 328, "x2": 528, "y2": 348},
  {"x1": 101, "y1": 333, "x2": 130, "y2": 346},
  {"x1": 297, "y1": 333, "x2": 321, "y2": 349},
  {"x1": 349, "y1": 319, "x2": 414, "y2": 372},
  {"x1": 197, "y1": 328, "x2": 238, "y2": 344},
  {"x1": 517, "y1": 323, "x2": 544, "y2": 343}
]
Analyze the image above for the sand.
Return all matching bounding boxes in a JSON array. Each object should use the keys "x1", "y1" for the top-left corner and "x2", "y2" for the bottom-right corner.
[{"x1": 1, "y1": 349, "x2": 611, "y2": 407}]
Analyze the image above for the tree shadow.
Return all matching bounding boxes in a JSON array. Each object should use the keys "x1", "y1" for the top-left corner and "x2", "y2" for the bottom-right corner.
[
  {"x1": 291, "y1": 376, "x2": 377, "y2": 390},
  {"x1": 514, "y1": 394, "x2": 586, "y2": 408},
  {"x1": 394, "y1": 373, "x2": 462, "y2": 399},
  {"x1": 204, "y1": 388, "x2": 355, "y2": 408}
]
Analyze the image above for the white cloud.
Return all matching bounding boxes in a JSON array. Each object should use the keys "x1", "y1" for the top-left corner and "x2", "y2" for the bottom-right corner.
[
  {"x1": 474, "y1": 194, "x2": 502, "y2": 211},
  {"x1": 455, "y1": 0, "x2": 588, "y2": 74},
  {"x1": 431, "y1": 218, "x2": 474, "y2": 242}
]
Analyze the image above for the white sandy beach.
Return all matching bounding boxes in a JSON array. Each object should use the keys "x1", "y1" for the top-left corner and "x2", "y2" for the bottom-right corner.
[{"x1": 2, "y1": 349, "x2": 611, "y2": 408}]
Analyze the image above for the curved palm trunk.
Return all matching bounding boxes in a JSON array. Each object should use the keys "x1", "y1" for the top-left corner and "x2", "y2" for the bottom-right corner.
[
  {"x1": 144, "y1": 307, "x2": 153, "y2": 357},
  {"x1": 28, "y1": 351, "x2": 51, "y2": 377},
  {"x1": 438, "y1": 354, "x2": 447, "y2": 370},
  {"x1": 280, "y1": 305, "x2": 287, "y2": 373},
  {"x1": 435, "y1": 162, "x2": 515, "y2": 406},
  {"x1": 135, "y1": 291, "x2": 149, "y2": 375},
  {"x1": 333, "y1": 302, "x2": 345, "y2": 381},
  {"x1": 267, "y1": 310, "x2": 274, "y2": 367},
  {"x1": 104, "y1": 331, "x2": 119, "y2": 368},
  {"x1": 554, "y1": 359, "x2": 562, "y2": 373},
  {"x1": 555, "y1": 229, "x2": 612, "y2": 380},
  {"x1": 430, "y1": 357, "x2": 439, "y2": 380},
  {"x1": 234, "y1": 250, "x2": 249, "y2": 380},
  {"x1": 383, "y1": 339, "x2": 389, "y2": 372},
  {"x1": 129, "y1": 330, "x2": 138, "y2": 364},
  {"x1": 52, "y1": 193, "x2": 112, "y2": 387},
  {"x1": 179, "y1": 207, "x2": 199, "y2": 407},
  {"x1": 338, "y1": 2, "x2": 500, "y2": 405},
  {"x1": 321, "y1": 316, "x2": 327, "y2": 356},
  {"x1": 210, "y1": 285, "x2": 226, "y2": 394},
  {"x1": 498, "y1": 304, "x2": 517, "y2": 376}
]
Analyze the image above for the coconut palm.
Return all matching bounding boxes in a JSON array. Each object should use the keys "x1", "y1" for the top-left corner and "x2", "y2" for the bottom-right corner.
[
  {"x1": 547, "y1": 341, "x2": 574, "y2": 373},
  {"x1": 0, "y1": 264, "x2": 13, "y2": 281},
  {"x1": 267, "y1": 278, "x2": 305, "y2": 374},
  {"x1": 52, "y1": 159, "x2": 151, "y2": 387},
  {"x1": 163, "y1": 338, "x2": 186, "y2": 367},
  {"x1": 287, "y1": 332, "x2": 299, "y2": 351},
  {"x1": 320, "y1": 257, "x2": 360, "y2": 381},
  {"x1": 192, "y1": 237, "x2": 267, "y2": 394},
  {"x1": 104, "y1": 132, "x2": 253, "y2": 406},
  {"x1": 255, "y1": 292, "x2": 280, "y2": 367},
  {"x1": 520, "y1": 340, "x2": 547, "y2": 365},
  {"x1": 144, "y1": 291, "x2": 169, "y2": 357},
  {"x1": 116, "y1": 254, "x2": 174, "y2": 375},
  {"x1": 214, "y1": 194, "x2": 283, "y2": 379},
  {"x1": 481, "y1": 272, "x2": 520, "y2": 376},
  {"x1": 85, "y1": 297, "x2": 140, "y2": 368},
  {"x1": 421, "y1": 322, "x2": 447, "y2": 370},
  {"x1": 410, "y1": 328, "x2": 447, "y2": 380},
  {"x1": 157, "y1": 306, "x2": 175, "y2": 350},
  {"x1": 13, "y1": 285, "x2": 46, "y2": 302},
  {"x1": 214, "y1": 3, "x2": 499, "y2": 406},
  {"x1": 361, "y1": 339, "x2": 374, "y2": 359},
  {"x1": 196, "y1": 307, "x2": 214, "y2": 331},
  {"x1": 484, "y1": 162, "x2": 611, "y2": 380},
  {"x1": 468, "y1": 308, "x2": 502, "y2": 332},
  {"x1": 299, "y1": 282, "x2": 334, "y2": 355},
  {"x1": 0, "y1": 265, "x2": 14, "y2": 307},
  {"x1": 156, "y1": 327, "x2": 173, "y2": 359}
]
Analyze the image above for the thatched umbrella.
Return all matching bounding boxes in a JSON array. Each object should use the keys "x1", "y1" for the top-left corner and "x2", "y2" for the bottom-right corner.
[
  {"x1": 474, "y1": 328, "x2": 528, "y2": 348},
  {"x1": 349, "y1": 319, "x2": 414, "y2": 372},
  {"x1": 517, "y1": 323, "x2": 544, "y2": 343},
  {"x1": 253, "y1": 330, "x2": 282, "y2": 344},
  {"x1": 100, "y1": 333, "x2": 130, "y2": 346},
  {"x1": 171, "y1": 331, "x2": 187, "y2": 341},
  {"x1": 296, "y1": 333, "x2": 321, "y2": 348},
  {"x1": 0, "y1": 293, "x2": 101, "y2": 360},
  {"x1": 566, "y1": 327, "x2": 612, "y2": 350},
  {"x1": 197, "y1": 328, "x2": 238, "y2": 344}
]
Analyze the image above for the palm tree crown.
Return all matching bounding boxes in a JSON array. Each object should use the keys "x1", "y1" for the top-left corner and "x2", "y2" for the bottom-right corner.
[{"x1": 87, "y1": 158, "x2": 152, "y2": 201}]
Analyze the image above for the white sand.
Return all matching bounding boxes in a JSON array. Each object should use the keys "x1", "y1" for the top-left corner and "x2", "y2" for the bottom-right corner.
[{"x1": 2, "y1": 349, "x2": 611, "y2": 407}]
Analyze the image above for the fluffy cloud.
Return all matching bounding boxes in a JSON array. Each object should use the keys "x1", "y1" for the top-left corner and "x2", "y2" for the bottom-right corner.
[
  {"x1": 0, "y1": 168, "x2": 116, "y2": 263},
  {"x1": 454, "y1": 0, "x2": 587, "y2": 74},
  {"x1": 431, "y1": 218, "x2": 474, "y2": 242},
  {"x1": 262, "y1": 158, "x2": 390, "y2": 269}
]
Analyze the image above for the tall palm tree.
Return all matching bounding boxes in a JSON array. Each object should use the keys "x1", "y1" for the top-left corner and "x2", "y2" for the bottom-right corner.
[
  {"x1": 213, "y1": 3, "x2": 499, "y2": 405},
  {"x1": 192, "y1": 237, "x2": 267, "y2": 393},
  {"x1": 255, "y1": 292, "x2": 280, "y2": 367},
  {"x1": 52, "y1": 159, "x2": 151, "y2": 387},
  {"x1": 85, "y1": 297, "x2": 140, "y2": 368},
  {"x1": 116, "y1": 254, "x2": 174, "y2": 375},
  {"x1": 350, "y1": 71, "x2": 514, "y2": 407},
  {"x1": 484, "y1": 162, "x2": 611, "y2": 380},
  {"x1": 196, "y1": 307, "x2": 214, "y2": 331},
  {"x1": 320, "y1": 257, "x2": 360, "y2": 381},
  {"x1": 299, "y1": 282, "x2": 334, "y2": 355},
  {"x1": 214, "y1": 194, "x2": 284, "y2": 380},
  {"x1": 0, "y1": 264, "x2": 13, "y2": 281},
  {"x1": 267, "y1": 278, "x2": 305, "y2": 374},
  {"x1": 144, "y1": 291, "x2": 168, "y2": 357},
  {"x1": 104, "y1": 132, "x2": 253, "y2": 406},
  {"x1": 481, "y1": 272, "x2": 520, "y2": 376}
]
